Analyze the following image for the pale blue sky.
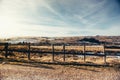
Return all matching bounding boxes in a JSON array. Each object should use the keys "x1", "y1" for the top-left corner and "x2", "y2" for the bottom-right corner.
[{"x1": 0, "y1": 0, "x2": 120, "y2": 38}]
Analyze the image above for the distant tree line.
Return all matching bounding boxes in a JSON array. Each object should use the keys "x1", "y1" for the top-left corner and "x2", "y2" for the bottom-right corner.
[{"x1": 78, "y1": 38, "x2": 99, "y2": 43}]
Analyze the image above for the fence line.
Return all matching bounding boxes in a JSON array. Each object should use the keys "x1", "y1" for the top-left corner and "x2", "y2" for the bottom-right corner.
[{"x1": 0, "y1": 42, "x2": 119, "y2": 64}]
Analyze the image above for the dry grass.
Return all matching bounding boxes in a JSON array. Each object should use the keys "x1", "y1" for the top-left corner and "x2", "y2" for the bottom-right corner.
[
  {"x1": 0, "y1": 45, "x2": 120, "y2": 80},
  {"x1": 0, "y1": 51, "x2": 120, "y2": 65},
  {"x1": 9, "y1": 45, "x2": 28, "y2": 50},
  {"x1": 31, "y1": 45, "x2": 104, "y2": 52},
  {"x1": 0, "y1": 63, "x2": 120, "y2": 80},
  {"x1": 0, "y1": 53, "x2": 120, "y2": 80}
]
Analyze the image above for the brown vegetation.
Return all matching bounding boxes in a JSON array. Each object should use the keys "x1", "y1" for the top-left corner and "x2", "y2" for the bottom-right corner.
[
  {"x1": 0, "y1": 43, "x2": 120, "y2": 80},
  {"x1": 0, "y1": 63, "x2": 120, "y2": 80}
]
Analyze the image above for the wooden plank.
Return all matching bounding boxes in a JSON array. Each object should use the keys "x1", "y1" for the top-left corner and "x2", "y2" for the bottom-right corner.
[
  {"x1": 5, "y1": 43, "x2": 8, "y2": 58},
  {"x1": 63, "y1": 44, "x2": 65, "y2": 62},
  {"x1": 28, "y1": 43, "x2": 31, "y2": 60},
  {"x1": 0, "y1": 43, "x2": 8, "y2": 45},
  {"x1": 83, "y1": 43, "x2": 86, "y2": 62},
  {"x1": 103, "y1": 44, "x2": 106, "y2": 64},
  {"x1": 52, "y1": 44, "x2": 55, "y2": 61},
  {"x1": 7, "y1": 48, "x2": 106, "y2": 56}
]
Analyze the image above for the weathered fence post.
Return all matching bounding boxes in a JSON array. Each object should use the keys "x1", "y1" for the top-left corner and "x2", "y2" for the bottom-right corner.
[
  {"x1": 5, "y1": 43, "x2": 8, "y2": 58},
  {"x1": 83, "y1": 43, "x2": 86, "y2": 62},
  {"x1": 63, "y1": 44, "x2": 65, "y2": 62},
  {"x1": 52, "y1": 44, "x2": 55, "y2": 61},
  {"x1": 28, "y1": 42, "x2": 31, "y2": 60},
  {"x1": 103, "y1": 44, "x2": 106, "y2": 64}
]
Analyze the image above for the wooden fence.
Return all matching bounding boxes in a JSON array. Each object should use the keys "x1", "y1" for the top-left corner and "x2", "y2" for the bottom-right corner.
[{"x1": 0, "y1": 43, "x2": 120, "y2": 64}]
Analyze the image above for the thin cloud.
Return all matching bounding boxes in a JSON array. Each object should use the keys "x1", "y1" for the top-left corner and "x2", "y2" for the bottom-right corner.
[{"x1": 0, "y1": 0, "x2": 120, "y2": 38}]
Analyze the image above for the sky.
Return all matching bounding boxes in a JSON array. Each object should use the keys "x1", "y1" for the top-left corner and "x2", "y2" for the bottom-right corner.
[{"x1": 0, "y1": 0, "x2": 120, "y2": 38}]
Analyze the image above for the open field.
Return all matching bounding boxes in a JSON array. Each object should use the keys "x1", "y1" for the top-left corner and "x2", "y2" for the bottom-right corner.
[
  {"x1": 0, "y1": 44, "x2": 120, "y2": 80},
  {"x1": 0, "y1": 44, "x2": 120, "y2": 65},
  {"x1": 0, "y1": 62, "x2": 120, "y2": 80},
  {"x1": 30, "y1": 45, "x2": 104, "y2": 52}
]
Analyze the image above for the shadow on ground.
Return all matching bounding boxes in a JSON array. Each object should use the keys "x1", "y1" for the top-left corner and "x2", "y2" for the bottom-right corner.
[{"x1": 0, "y1": 57, "x2": 120, "y2": 72}]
